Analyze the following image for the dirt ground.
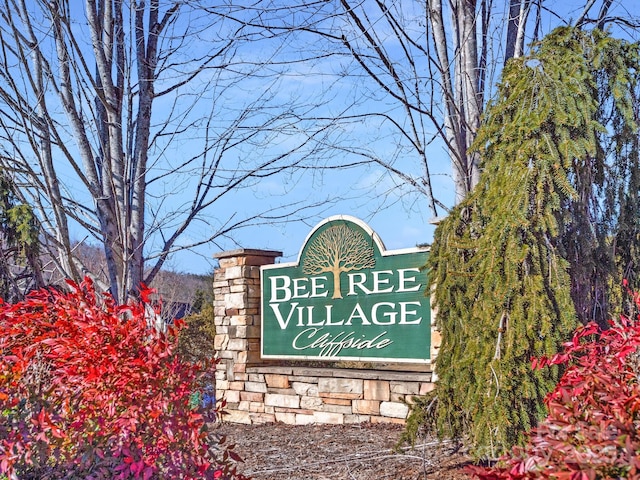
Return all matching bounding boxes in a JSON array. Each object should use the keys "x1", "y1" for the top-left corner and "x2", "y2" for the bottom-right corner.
[{"x1": 215, "y1": 421, "x2": 473, "y2": 480}]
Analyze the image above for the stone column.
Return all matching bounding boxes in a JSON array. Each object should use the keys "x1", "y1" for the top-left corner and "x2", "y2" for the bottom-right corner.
[{"x1": 212, "y1": 249, "x2": 281, "y2": 407}]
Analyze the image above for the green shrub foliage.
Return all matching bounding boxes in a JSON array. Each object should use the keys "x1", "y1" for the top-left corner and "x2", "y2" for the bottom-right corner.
[
  {"x1": 0, "y1": 173, "x2": 42, "y2": 302},
  {"x1": 421, "y1": 27, "x2": 640, "y2": 458},
  {"x1": 177, "y1": 299, "x2": 216, "y2": 365},
  {"x1": 0, "y1": 278, "x2": 246, "y2": 479},
  {"x1": 468, "y1": 286, "x2": 640, "y2": 478}
]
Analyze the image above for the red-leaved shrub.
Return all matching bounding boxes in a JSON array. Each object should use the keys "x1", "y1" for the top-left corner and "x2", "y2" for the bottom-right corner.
[
  {"x1": 0, "y1": 278, "x2": 246, "y2": 479},
  {"x1": 469, "y1": 287, "x2": 640, "y2": 479}
]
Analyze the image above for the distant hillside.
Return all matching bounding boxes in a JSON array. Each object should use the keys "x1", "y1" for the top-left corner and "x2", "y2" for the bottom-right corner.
[{"x1": 40, "y1": 241, "x2": 214, "y2": 320}]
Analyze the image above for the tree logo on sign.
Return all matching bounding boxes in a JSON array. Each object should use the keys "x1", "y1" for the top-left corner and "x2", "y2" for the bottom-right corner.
[{"x1": 302, "y1": 224, "x2": 375, "y2": 299}]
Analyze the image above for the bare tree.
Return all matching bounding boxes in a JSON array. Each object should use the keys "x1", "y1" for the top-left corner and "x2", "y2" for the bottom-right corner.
[
  {"x1": 218, "y1": 1, "x2": 639, "y2": 218},
  {"x1": 0, "y1": 0, "x2": 335, "y2": 303},
  {"x1": 303, "y1": 224, "x2": 375, "y2": 299}
]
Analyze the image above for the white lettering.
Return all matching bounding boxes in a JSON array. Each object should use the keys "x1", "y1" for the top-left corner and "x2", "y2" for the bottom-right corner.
[
  {"x1": 307, "y1": 305, "x2": 325, "y2": 326},
  {"x1": 344, "y1": 303, "x2": 371, "y2": 326},
  {"x1": 293, "y1": 278, "x2": 309, "y2": 298},
  {"x1": 270, "y1": 301, "x2": 424, "y2": 328},
  {"x1": 324, "y1": 305, "x2": 344, "y2": 326},
  {"x1": 347, "y1": 272, "x2": 371, "y2": 295},
  {"x1": 347, "y1": 268, "x2": 423, "y2": 295},
  {"x1": 399, "y1": 301, "x2": 422, "y2": 324},
  {"x1": 270, "y1": 275, "x2": 291, "y2": 302},
  {"x1": 270, "y1": 302, "x2": 298, "y2": 329},
  {"x1": 292, "y1": 328, "x2": 393, "y2": 357},
  {"x1": 372, "y1": 270, "x2": 394, "y2": 293},
  {"x1": 269, "y1": 275, "x2": 330, "y2": 302},
  {"x1": 371, "y1": 302, "x2": 397, "y2": 325},
  {"x1": 397, "y1": 268, "x2": 422, "y2": 292},
  {"x1": 310, "y1": 276, "x2": 329, "y2": 298}
]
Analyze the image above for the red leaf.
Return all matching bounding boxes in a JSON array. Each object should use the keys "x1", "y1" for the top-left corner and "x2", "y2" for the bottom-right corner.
[
  {"x1": 472, "y1": 288, "x2": 640, "y2": 479},
  {"x1": 0, "y1": 278, "x2": 238, "y2": 478},
  {"x1": 143, "y1": 467, "x2": 154, "y2": 480}
]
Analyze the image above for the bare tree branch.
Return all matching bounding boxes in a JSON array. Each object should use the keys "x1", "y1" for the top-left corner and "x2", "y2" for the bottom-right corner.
[{"x1": 0, "y1": 0, "x2": 342, "y2": 302}]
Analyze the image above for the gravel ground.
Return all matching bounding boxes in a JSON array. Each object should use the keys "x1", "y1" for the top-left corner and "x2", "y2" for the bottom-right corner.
[{"x1": 214, "y1": 422, "x2": 473, "y2": 480}]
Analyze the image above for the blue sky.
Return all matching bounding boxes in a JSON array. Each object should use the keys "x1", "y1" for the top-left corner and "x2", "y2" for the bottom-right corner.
[
  {"x1": 33, "y1": 0, "x2": 636, "y2": 278},
  {"x1": 167, "y1": 0, "x2": 640, "y2": 275}
]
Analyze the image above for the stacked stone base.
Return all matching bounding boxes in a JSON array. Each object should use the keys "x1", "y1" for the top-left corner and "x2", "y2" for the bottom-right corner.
[{"x1": 218, "y1": 366, "x2": 434, "y2": 425}]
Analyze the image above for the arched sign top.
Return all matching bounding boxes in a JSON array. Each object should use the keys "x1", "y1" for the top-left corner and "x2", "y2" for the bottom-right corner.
[
  {"x1": 261, "y1": 215, "x2": 431, "y2": 364},
  {"x1": 294, "y1": 215, "x2": 387, "y2": 266},
  {"x1": 292, "y1": 215, "x2": 428, "y2": 267}
]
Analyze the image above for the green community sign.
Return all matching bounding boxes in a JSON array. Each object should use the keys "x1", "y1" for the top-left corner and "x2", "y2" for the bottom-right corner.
[{"x1": 260, "y1": 216, "x2": 431, "y2": 363}]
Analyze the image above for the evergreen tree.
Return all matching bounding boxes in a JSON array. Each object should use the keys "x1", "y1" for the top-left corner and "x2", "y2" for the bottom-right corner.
[
  {"x1": 0, "y1": 172, "x2": 42, "y2": 301},
  {"x1": 418, "y1": 27, "x2": 640, "y2": 458}
]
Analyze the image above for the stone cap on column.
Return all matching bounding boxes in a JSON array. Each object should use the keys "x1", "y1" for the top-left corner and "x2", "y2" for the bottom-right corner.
[{"x1": 213, "y1": 248, "x2": 283, "y2": 267}]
